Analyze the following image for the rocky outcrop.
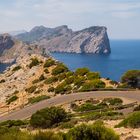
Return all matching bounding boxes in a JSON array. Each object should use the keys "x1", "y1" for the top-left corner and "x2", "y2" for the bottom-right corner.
[
  {"x1": 0, "y1": 34, "x2": 49, "y2": 63},
  {"x1": 16, "y1": 25, "x2": 111, "y2": 54}
]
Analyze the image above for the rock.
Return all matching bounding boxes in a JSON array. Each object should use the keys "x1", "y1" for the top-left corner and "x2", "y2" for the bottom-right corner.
[
  {"x1": 16, "y1": 25, "x2": 111, "y2": 54},
  {"x1": 0, "y1": 34, "x2": 50, "y2": 63}
]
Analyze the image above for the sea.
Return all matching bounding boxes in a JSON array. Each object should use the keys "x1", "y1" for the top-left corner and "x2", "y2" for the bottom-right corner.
[
  {"x1": 0, "y1": 40, "x2": 140, "y2": 81},
  {"x1": 52, "y1": 40, "x2": 140, "y2": 81}
]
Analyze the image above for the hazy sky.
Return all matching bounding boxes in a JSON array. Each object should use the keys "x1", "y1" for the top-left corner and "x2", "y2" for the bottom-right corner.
[{"x1": 0, "y1": 0, "x2": 140, "y2": 39}]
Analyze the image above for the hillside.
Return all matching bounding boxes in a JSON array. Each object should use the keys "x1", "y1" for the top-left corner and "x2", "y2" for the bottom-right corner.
[
  {"x1": 0, "y1": 34, "x2": 49, "y2": 63},
  {"x1": 16, "y1": 25, "x2": 111, "y2": 54}
]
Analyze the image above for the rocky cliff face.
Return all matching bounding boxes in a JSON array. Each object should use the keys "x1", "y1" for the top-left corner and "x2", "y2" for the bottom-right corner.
[
  {"x1": 0, "y1": 34, "x2": 49, "y2": 63},
  {"x1": 16, "y1": 25, "x2": 111, "y2": 54}
]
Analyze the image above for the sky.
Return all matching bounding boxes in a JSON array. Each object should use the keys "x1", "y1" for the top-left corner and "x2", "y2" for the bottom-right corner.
[{"x1": 0, "y1": 0, "x2": 140, "y2": 39}]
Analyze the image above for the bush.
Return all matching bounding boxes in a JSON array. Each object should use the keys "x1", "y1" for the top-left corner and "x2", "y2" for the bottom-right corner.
[
  {"x1": 52, "y1": 63, "x2": 69, "y2": 75},
  {"x1": 25, "y1": 86, "x2": 37, "y2": 93},
  {"x1": 30, "y1": 106, "x2": 70, "y2": 128},
  {"x1": 55, "y1": 82, "x2": 72, "y2": 94},
  {"x1": 45, "y1": 76, "x2": 58, "y2": 84},
  {"x1": 6, "y1": 95, "x2": 18, "y2": 105},
  {"x1": 68, "y1": 121, "x2": 120, "y2": 140},
  {"x1": 48, "y1": 87, "x2": 55, "y2": 92},
  {"x1": 57, "y1": 73, "x2": 66, "y2": 81},
  {"x1": 103, "y1": 98, "x2": 123, "y2": 106},
  {"x1": 29, "y1": 58, "x2": 40, "y2": 68},
  {"x1": 76, "y1": 102, "x2": 108, "y2": 112},
  {"x1": 121, "y1": 70, "x2": 140, "y2": 88},
  {"x1": 64, "y1": 76, "x2": 75, "y2": 84},
  {"x1": 116, "y1": 112, "x2": 140, "y2": 128},
  {"x1": 80, "y1": 79, "x2": 105, "y2": 92},
  {"x1": 0, "y1": 120, "x2": 28, "y2": 128},
  {"x1": 28, "y1": 95, "x2": 50, "y2": 104},
  {"x1": 44, "y1": 58, "x2": 55, "y2": 67},
  {"x1": 39, "y1": 74, "x2": 45, "y2": 81},
  {"x1": 75, "y1": 68, "x2": 89, "y2": 76},
  {"x1": 74, "y1": 76, "x2": 85, "y2": 88},
  {"x1": 44, "y1": 68, "x2": 49, "y2": 74},
  {"x1": 86, "y1": 72, "x2": 100, "y2": 80},
  {"x1": 0, "y1": 79, "x2": 5, "y2": 83},
  {"x1": 12, "y1": 66, "x2": 21, "y2": 71}
]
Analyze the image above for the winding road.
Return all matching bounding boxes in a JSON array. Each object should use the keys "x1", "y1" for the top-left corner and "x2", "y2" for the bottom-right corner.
[{"x1": 0, "y1": 91, "x2": 140, "y2": 122}]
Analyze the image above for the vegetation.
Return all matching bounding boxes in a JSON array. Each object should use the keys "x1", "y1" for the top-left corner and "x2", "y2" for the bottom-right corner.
[
  {"x1": 44, "y1": 58, "x2": 55, "y2": 67},
  {"x1": 75, "y1": 67, "x2": 89, "y2": 76},
  {"x1": 121, "y1": 70, "x2": 140, "y2": 88},
  {"x1": 28, "y1": 95, "x2": 50, "y2": 104},
  {"x1": 25, "y1": 86, "x2": 37, "y2": 93},
  {"x1": 48, "y1": 87, "x2": 55, "y2": 92},
  {"x1": 12, "y1": 65, "x2": 21, "y2": 71},
  {"x1": 52, "y1": 63, "x2": 69, "y2": 75},
  {"x1": 103, "y1": 98, "x2": 123, "y2": 106},
  {"x1": 80, "y1": 79, "x2": 105, "y2": 91},
  {"x1": 44, "y1": 68, "x2": 49, "y2": 74},
  {"x1": 55, "y1": 82, "x2": 72, "y2": 94},
  {"x1": 0, "y1": 122, "x2": 120, "y2": 140},
  {"x1": 6, "y1": 95, "x2": 18, "y2": 105},
  {"x1": 116, "y1": 112, "x2": 140, "y2": 128},
  {"x1": 29, "y1": 58, "x2": 40, "y2": 68},
  {"x1": 0, "y1": 120, "x2": 28, "y2": 128},
  {"x1": 0, "y1": 79, "x2": 5, "y2": 83},
  {"x1": 45, "y1": 76, "x2": 58, "y2": 84},
  {"x1": 86, "y1": 72, "x2": 100, "y2": 80},
  {"x1": 30, "y1": 106, "x2": 70, "y2": 128},
  {"x1": 68, "y1": 121, "x2": 120, "y2": 140}
]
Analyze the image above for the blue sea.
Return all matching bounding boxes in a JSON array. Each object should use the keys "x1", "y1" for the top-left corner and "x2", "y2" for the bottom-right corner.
[
  {"x1": 52, "y1": 40, "x2": 140, "y2": 81},
  {"x1": 0, "y1": 40, "x2": 140, "y2": 81}
]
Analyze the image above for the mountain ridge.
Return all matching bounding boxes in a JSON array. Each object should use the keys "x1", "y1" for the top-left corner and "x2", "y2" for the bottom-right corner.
[{"x1": 16, "y1": 25, "x2": 111, "y2": 54}]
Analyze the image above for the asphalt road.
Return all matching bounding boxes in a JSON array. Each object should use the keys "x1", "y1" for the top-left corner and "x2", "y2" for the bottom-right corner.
[{"x1": 0, "y1": 91, "x2": 140, "y2": 122}]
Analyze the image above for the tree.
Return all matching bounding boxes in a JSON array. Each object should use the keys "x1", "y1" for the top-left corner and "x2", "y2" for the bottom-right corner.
[
  {"x1": 75, "y1": 68, "x2": 89, "y2": 76},
  {"x1": 30, "y1": 107, "x2": 69, "y2": 128},
  {"x1": 52, "y1": 64, "x2": 69, "y2": 75},
  {"x1": 121, "y1": 70, "x2": 140, "y2": 88}
]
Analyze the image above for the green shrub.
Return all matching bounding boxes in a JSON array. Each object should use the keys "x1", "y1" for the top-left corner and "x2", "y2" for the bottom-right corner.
[
  {"x1": 60, "y1": 120, "x2": 77, "y2": 129},
  {"x1": 75, "y1": 68, "x2": 89, "y2": 76},
  {"x1": 0, "y1": 79, "x2": 5, "y2": 83},
  {"x1": 64, "y1": 76, "x2": 75, "y2": 84},
  {"x1": 6, "y1": 95, "x2": 18, "y2": 105},
  {"x1": 76, "y1": 102, "x2": 108, "y2": 112},
  {"x1": 12, "y1": 66, "x2": 21, "y2": 71},
  {"x1": 45, "y1": 76, "x2": 58, "y2": 84},
  {"x1": 55, "y1": 82, "x2": 72, "y2": 94},
  {"x1": 116, "y1": 112, "x2": 140, "y2": 128},
  {"x1": 25, "y1": 86, "x2": 37, "y2": 93},
  {"x1": 30, "y1": 106, "x2": 70, "y2": 128},
  {"x1": 39, "y1": 74, "x2": 45, "y2": 81},
  {"x1": 52, "y1": 64, "x2": 69, "y2": 75},
  {"x1": 29, "y1": 58, "x2": 40, "y2": 68},
  {"x1": 57, "y1": 73, "x2": 66, "y2": 81},
  {"x1": 74, "y1": 76, "x2": 85, "y2": 88},
  {"x1": 48, "y1": 87, "x2": 55, "y2": 92},
  {"x1": 68, "y1": 121, "x2": 120, "y2": 140},
  {"x1": 0, "y1": 120, "x2": 28, "y2": 128},
  {"x1": 103, "y1": 98, "x2": 123, "y2": 106},
  {"x1": 121, "y1": 70, "x2": 140, "y2": 88},
  {"x1": 80, "y1": 79, "x2": 105, "y2": 92},
  {"x1": 44, "y1": 59, "x2": 55, "y2": 67},
  {"x1": 28, "y1": 95, "x2": 50, "y2": 104},
  {"x1": 86, "y1": 72, "x2": 100, "y2": 80},
  {"x1": 44, "y1": 68, "x2": 49, "y2": 74}
]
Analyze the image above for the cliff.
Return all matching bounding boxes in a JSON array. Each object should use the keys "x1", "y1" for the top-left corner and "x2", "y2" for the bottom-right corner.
[
  {"x1": 16, "y1": 25, "x2": 111, "y2": 54},
  {"x1": 0, "y1": 34, "x2": 49, "y2": 63}
]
